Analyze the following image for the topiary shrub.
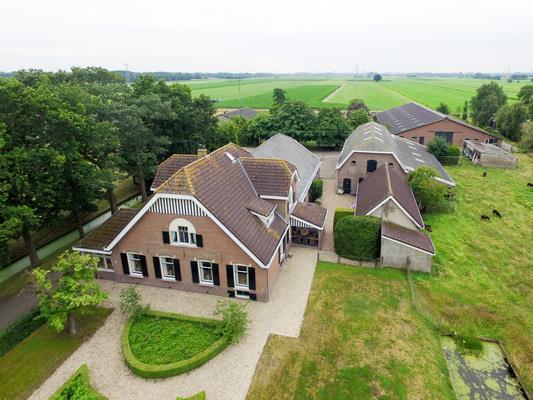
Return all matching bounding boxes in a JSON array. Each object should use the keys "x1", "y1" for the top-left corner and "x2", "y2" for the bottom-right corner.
[
  {"x1": 0, "y1": 308, "x2": 44, "y2": 356},
  {"x1": 309, "y1": 179, "x2": 323, "y2": 202},
  {"x1": 334, "y1": 216, "x2": 381, "y2": 261},
  {"x1": 333, "y1": 208, "x2": 354, "y2": 228},
  {"x1": 50, "y1": 364, "x2": 106, "y2": 399}
]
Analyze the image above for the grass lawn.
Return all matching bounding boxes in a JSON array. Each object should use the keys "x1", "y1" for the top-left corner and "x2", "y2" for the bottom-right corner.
[
  {"x1": 128, "y1": 314, "x2": 222, "y2": 365},
  {"x1": 0, "y1": 307, "x2": 112, "y2": 400},
  {"x1": 413, "y1": 154, "x2": 533, "y2": 392},
  {"x1": 247, "y1": 263, "x2": 454, "y2": 399}
]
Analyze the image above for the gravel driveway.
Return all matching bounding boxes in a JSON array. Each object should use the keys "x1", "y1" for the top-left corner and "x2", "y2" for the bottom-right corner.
[{"x1": 28, "y1": 247, "x2": 318, "y2": 400}]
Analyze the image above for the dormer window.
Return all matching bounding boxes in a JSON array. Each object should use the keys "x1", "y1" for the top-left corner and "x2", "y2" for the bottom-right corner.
[{"x1": 169, "y1": 218, "x2": 198, "y2": 247}]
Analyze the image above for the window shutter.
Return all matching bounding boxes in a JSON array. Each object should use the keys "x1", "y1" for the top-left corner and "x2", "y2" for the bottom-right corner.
[
  {"x1": 248, "y1": 267, "x2": 256, "y2": 290},
  {"x1": 227, "y1": 290, "x2": 235, "y2": 298},
  {"x1": 162, "y1": 231, "x2": 170, "y2": 244},
  {"x1": 249, "y1": 293, "x2": 257, "y2": 301},
  {"x1": 191, "y1": 261, "x2": 199, "y2": 283},
  {"x1": 195, "y1": 234, "x2": 203, "y2": 248},
  {"x1": 226, "y1": 265, "x2": 234, "y2": 288},
  {"x1": 212, "y1": 264, "x2": 220, "y2": 286},
  {"x1": 120, "y1": 253, "x2": 129, "y2": 275},
  {"x1": 173, "y1": 259, "x2": 181, "y2": 281},
  {"x1": 153, "y1": 257, "x2": 162, "y2": 279},
  {"x1": 140, "y1": 255, "x2": 148, "y2": 277}
]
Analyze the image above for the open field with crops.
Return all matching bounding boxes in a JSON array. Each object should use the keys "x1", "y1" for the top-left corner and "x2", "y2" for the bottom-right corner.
[{"x1": 177, "y1": 77, "x2": 531, "y2": 111}]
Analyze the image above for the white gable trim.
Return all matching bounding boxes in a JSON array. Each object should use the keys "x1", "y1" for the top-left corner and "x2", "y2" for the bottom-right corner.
[
  {"x1": 289, "y1": 213, "x2": 326, "y2": 230},
  {"x1": 104, "y1": 193, "x2": 284, "y2": 269},
  {"x1": 382, "y1": 235, "x2": 435, "y2": 256},
  {"x1": 72, "y1": 247, "x2": 112, "y2": 255},
  {"x1": 260, "y1": 194, "x2": 289, "y2": 200},
  {"x1": 364, "y1": 196, "x2": 423, "y2": 230},
  {"x1": 336, "y1": 150, "x2": 407, "y2": 172}
]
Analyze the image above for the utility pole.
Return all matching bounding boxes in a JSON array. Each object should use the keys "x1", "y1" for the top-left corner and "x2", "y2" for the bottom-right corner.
[{"x1": 124, "y1": 62, "x2": 131, "y2": 84}]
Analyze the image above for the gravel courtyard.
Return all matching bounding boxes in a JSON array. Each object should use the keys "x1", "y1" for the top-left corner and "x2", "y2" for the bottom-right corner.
[{"x1": 28, "y1": 247, "x2": 318, "y2": 400}]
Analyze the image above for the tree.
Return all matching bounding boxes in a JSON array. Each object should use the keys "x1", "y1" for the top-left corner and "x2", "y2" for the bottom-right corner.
[
  {"x1": 408, "y1": 167, "x2": 447, "y2": 213},
  {"x1": 427, "y1": 137, "x2": 450, "y2": 161},
  {"x1": 461, "y1": 100, "x2": 469, "y2": 120},
  {"x1": 436, "y1": 103, "x2": 450, "y2": 114},
  {"x1": 518, "y1": 84, "x2": 533, "y2": 119},
  {"x1": 272, "y1": 88, "x2": 286, "y2": 106},
  {"x1": 309, "y1": 179, "x2": 323, "y2": 202},
  {"x1": 495, "y1": 103, "x2": 529, "y2": 142},
  {"x1": 470, "y1": 82, "x2": 507, "y2": 127},
  {"x1": 373, "y1": 74, "x2": 382, "y2": 82},
  {"x1": 346, "y1": 98, "x2": 368, "y2": 115},
  {"x1": 316, "y1": 108, "x2": 350, "y2": 148},
  {"x1": 519, "y1": 121, "x2": 533, "y2": 151},
  {"x1": 270, "y1": 101, "x2": 317, "y2": 142},
  {"x1": 240, "y1": 113, "x2": 277, "y2": 146},
  {"x1": 32, "y1": 251, "x2": 107, "y2": 335},
  {"x1": 347, "y1": 108, "x2": 371, "y2": 130},
  {"x1": 216, "y1": 117, "x2": 250, "y2": 147},
  {"x1": 214, "y1": 300, "x2": 249, "y2": 344}
]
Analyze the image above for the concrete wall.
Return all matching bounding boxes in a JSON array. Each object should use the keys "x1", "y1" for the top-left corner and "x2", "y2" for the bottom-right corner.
[
  {"x1": 107, "y1": 211, "x2": 282, "y2": 302},
  {"x1": 368, "y1": 200, "x2": 419, "y2": 230},
  {"x1": 337, "y1": 153, "x2": 402, "y2": 194},
  {"x1": 479, "y1": 154, "x2": 518, "y2": 169},
  {"x1": 397, "y1": 119, "x2": 499, "y2": 147},
  {"x1": 380, "y1": 236, "x2": 432, "y2": 273}
]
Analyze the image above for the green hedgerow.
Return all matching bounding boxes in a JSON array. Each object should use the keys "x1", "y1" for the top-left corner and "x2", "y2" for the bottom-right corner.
[
  {"x1": 333, "y1": 208, "x2": 354, "y2": 228},
  {"x1": 309, "y1": 179, "x2": 323, "y2": 202},
  {"x1": 334, "y1": 216, "x2": 381, "y2": 261}
]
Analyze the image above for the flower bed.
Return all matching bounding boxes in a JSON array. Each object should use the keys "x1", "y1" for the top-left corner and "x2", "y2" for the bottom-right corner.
[{"x1": 122, "y1": 310, "x2": 229, "y2": 378}]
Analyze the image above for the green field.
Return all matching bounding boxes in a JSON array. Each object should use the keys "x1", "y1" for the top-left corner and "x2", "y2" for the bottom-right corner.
[{"x1": 177, "y1": 77, "x2": 530, "y2": 111}]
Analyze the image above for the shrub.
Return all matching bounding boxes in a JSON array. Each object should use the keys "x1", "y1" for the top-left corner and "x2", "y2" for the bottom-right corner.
[
  {"x1": 0, "y1": 308, "x2": 44, "y2": 356},
  {"x1": 333, "y1": 208, "x2": 354, "y2": 228},
  {"x1": 408, "y1": 167, "x2": 447, "y2": 213},
  {"x1": 309, "y1": 179, "x2": 323, "y2": 202},
  {"x1": 119, "y1": 286, "x2": 149, "y2": 317},
  {"x1": 176, "y1": 392, "x2": 206, "y2": 400},
  {"x1": 214, "y1": 300, "x2": 249, "y2": 344},
  {"x1": 50, "y1": 364, "x2": 106, "y2": 400},
  {"x1": 334, "y1": 216, "x2": 381, "y2": 261},
  {"x1": 453, "y1": 335, "x2": 483, "y2": 357}
]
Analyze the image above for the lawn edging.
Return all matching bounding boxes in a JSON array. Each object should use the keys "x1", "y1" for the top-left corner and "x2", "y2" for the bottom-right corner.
[
  {"x1": 50, "y1": 364, "x2": 106, "y2": 400},
  {"x1": 122, "y1": 310, "x2": 230, "y2": 379}
]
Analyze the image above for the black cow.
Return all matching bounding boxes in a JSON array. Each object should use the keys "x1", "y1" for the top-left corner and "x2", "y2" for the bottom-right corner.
[
  {"x1": 482, "y1": 171, "x2": 487, "y2": 177},
  {"x1": 481, "y1": 215, "x2": 490, "y2": 221},
  {"x1": 528, "y1": 183, "x2": 533, "y2": 187},
  {"x1": 493, "y1": 209, "x2": 502, "y2": 218}
]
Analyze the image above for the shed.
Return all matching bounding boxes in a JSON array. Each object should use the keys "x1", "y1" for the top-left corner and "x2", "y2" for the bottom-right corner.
[{"x1": 463, "y1": 141, "x2": 518, "y2": 169}]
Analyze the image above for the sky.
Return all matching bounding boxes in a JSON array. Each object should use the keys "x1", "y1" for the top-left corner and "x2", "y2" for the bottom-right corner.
[{"x1": 2, "y1": 0, "x2": 532, "y2": 74}]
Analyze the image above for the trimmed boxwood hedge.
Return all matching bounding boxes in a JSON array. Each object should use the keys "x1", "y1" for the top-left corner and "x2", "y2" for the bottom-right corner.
[
  {"x1": 50, "y1": 364, "x2": 106, "y2": 400},
  {"x1": 0, "y1": 308, "x2": 44, "y2": 356},
  {"x1": 176, "y1": 392, "x2": 206, "y2": 400},
  {"x1": 333, "y1": 208, "x2": 354, "y2": 229},
  {"x1": 334, "y1": 215, "x2": 381, "y2": 261},
  {"x1": 122, "y1": 310, "x2": 230, "y2": 379}
]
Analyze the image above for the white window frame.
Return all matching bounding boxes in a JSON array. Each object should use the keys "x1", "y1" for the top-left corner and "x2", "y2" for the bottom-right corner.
[
  {"x1": 198, "y1": 261, "x2": 214, "y2": 286},
  {"x1": 127, "y1": 252, "x2": 144, "y2": 277},
  {"x1": 159, "y1": 256, "x2": 176, "y2": 280},
  {"x1": 169, "y1": 218, "x2": 197, "y2": 248},
  {"x1": 233, "y1": 265, "x2": 249, "y2": 290},
  {"x1": 235, "y1": 289, "x2": 250, "y2": 299}
]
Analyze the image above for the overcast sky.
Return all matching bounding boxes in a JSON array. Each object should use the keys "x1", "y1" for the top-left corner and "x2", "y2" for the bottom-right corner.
[{"x1": 2, "y1": 0, "x2": 532, "y2": 73}]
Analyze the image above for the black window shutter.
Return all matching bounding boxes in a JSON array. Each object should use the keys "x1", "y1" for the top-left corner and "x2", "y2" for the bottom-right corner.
[
  {"x1": 227, "y1": 290, "x2": 235, "y2": 298},
  {"x1": 191, "y1": 261, "x2": 199, "y2": 283},
  {"x1": 121, "y1": 253, "x2": 129, "y2": 275},
  {"x1": 249, "y1": 293, "x2": 257, "y2": 301},
  {"x1": 140, "y1": 255, "x2": 148, "y2": 277},
  {"x1": 196, "y1": 234, "x2": 203, "y2": 248},
  {"x1": 173, "y1": 259, "x2": 181, "y2": 281},
  {"x1": 162, "y1": 231, "x2": 170, "y2": 244},
  {"x1": 248, "y1": 268, "x2": 256, "y2": 290},
  {"x1": 226, "y1": 265, "x2": 234, "y2": 288},
  {"x1": 153, "y1": 257, "x2": 162, "y2": 279},
  {"x1": 212, "y1": 264, "x2": 220, "y2": 286}
]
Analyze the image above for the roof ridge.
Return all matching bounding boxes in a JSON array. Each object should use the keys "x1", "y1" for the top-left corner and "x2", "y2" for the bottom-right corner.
[{"x1": 385, "y1": 164, "x2": 393, "y2": 196}]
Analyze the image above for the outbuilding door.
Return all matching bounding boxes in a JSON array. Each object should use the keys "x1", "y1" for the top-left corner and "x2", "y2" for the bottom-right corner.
[{"x1": 343, "y1": 178, "x2": 352, "y2": 193}]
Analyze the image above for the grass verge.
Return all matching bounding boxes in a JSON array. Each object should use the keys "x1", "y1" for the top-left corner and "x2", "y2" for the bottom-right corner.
[{"x1": 0, "y1": 307, "x2": 112, "y2": 400}]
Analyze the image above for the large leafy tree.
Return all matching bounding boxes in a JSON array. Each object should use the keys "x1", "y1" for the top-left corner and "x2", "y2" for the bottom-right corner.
[
  {"x1": 273, "y1": 88, "x2": 287, "y2": 106},
  {"x1": 347, "y1": 108, "x2": 371, "y2": 130},
  {"x1": 346, "y1": 98, "x2": 368, "y2": 115},
  {"x1": 316, "y1": 108, "x2": 350, "y2": 148},
  {"x1": 32, "y1": 251, "x2": 107, "y2": 335},
  {"x1": 495, "y1": 103, "x2": 529, "y2": 141},
  {"x1": 519, "y1": 121, "x2": 533, "y2": 151},
  {"x1": 408, "y1": 167, "x2": 447, "y2": 213},
  {"x1": 517, "y1": 84, "x2": 533, "y2": 118},
  {"x1": 270, "y1": 101, "x2": 317, "y2": 142},
  {"x1": 470, "y1": 82, "x2": 507, "y2": 127},
  {"x1": 240, "y1": 113, "x2": 277, "y2": 146}
]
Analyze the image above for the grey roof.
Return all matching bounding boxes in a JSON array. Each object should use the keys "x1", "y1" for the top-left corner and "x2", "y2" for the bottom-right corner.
[
  {"x1": 376, "y1": 102, "x2": 498, "y2": 139},
  {"x1": 464, "y1": 141, "x2": 516, "y2": 157},
  {"x1": 337, "y1": 122, "x2": 455, "y2": 186},
  {"x1": 382, "y1": 221, "x2": 435, "y2": 254},
  {"x1": 218, "y1": 108, "x2": 258, "y2": 121},
  {"x1": 253, "y1": 133, "x2": 321, "y2": 201}
]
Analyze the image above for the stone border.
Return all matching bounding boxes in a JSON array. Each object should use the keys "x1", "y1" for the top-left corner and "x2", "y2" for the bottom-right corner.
[{"x1": 122, "y1": 310, "x2": 230, "y2": 379}]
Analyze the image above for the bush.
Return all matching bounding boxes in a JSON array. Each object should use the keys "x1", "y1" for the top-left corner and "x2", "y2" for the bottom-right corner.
[
  {"x1": 408, "y1": 167, "x2": 447, "y2": 213},
  {"x1": 0, "y1": 308, "x2": 44, "y2": 356},
  {"x1": 50, "y1": 364, "x2": 106, "y2": 400},
  {"x1": 453, "y1": 335, "x2": 483, "y2": 357},
  {"x1": 119, "y1": 286, "x2": 149, "y2": 317},
  {"x1": 309, "y1": 179, "x2": 323, "y2": 202},
  {"x1": 214, "y1": 300, "x2": 249, "y2": 344},
  {"x1": 334, "y1": 216, "x2": 381, "y2": 261},
  {"x1": 176, "y1": 392, "x2": 206, "y2": 400},
  {"x1": 333, "y1": 208, "x2": 354, "y2": 228}
]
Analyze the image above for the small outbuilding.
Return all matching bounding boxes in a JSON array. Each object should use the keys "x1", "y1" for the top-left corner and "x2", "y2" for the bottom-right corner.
[{"x1": 463, "y1": 140, "x2": 518, "y2": 169}]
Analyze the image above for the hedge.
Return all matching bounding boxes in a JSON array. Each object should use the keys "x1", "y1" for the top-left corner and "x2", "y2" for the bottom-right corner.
[
  {"x1": 122, "y1": 310, "x2": 230, "y2": 379},
  {"x1": 50, "y1": 364, "x2": 106, "y2": 400},
  {"x1": 334, "y1": 216, "x2": 381, "y2": 261},
  {"x1": 333, "y1": 208, "x2": 354, "y2": 228},
  {"x1": 309, "y1": 179, "x2": 323, "y2": 202},
  {"x1": 0, "y1": 308, "x2": 44, "y2": 356}
]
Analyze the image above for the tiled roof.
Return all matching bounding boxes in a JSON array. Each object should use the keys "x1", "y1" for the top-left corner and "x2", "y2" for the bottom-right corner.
[
  {"x1": 253, "y1": 133, "x2": 321, "y2": 202},
  {"x1": 151, "y1": 154, "x2": 198, "y2": 190},
  {"x1": 356, "y1": 163, "x2": 424, "y2": 228},
  {"x1": 240, "y1": 157, "x2": 295, "y2": 197},
  {"x1": 75, "y1": 209, "x2": 139, "y2": 251},
  {"x1": 158, "y1": 143, "x2": 288, "y2": 265},
  {"x1": 337, "y1": 122, "x2": 455, "y2": 186},
  {"x1": 292, "y1": 202, "x2": 327, "y2": 228},
  {"x1": 218, "y1": 108, "x2": 258, "y2": 121},
  {"x1": 382, "y1": 221, "x2": 435, "y2": 254}
]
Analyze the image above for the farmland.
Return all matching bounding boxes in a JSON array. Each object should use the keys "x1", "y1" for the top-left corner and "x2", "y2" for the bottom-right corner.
[{"x1": 177, "y1": 77, "x2": 531, "y2": 111}]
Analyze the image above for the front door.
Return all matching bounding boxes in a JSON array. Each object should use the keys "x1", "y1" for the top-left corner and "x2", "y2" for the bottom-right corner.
[{"x1": 343, "y1": 178, "x2": 352, "y2": 194}]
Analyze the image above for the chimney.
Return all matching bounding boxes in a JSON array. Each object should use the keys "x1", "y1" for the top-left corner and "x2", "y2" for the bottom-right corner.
[{"x1": 197, "y1": 146, "x2": 208, "y2": 158}]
